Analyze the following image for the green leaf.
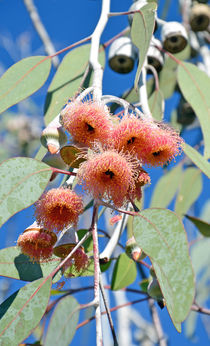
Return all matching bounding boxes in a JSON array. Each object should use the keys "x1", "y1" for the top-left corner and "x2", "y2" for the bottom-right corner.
[
  {"x1": 0, "y1": 56, "x2": 51, "y2": 115},
  {"x1": 0, "y1": 277, "x2": 52, "y2": 345},
  {"x1": 183, "y1": 143, "x2": 210, "y2": 179},
  {"x1": 159, "y1": 57, "x2": 177, "y2": 99},
  {"x1": 185, "y1": 215, "x2": 210, "y2": 237},
  {"x1": 45, "y1": 296, "x2": 79, "y2": 346},
  {"x1": 77, "y1": 229, "x2": 93, "y2": 253},
  {"x1": 111, "y1": 253, "x2": 137, "y2": 290},
  {"x1": 177, "y1": 62, "x2": 210, "y2": 159},
  {"x1": 148, "y1": 89, "x2": 164, "y2": 121},
  {"x1": 34, "y1": 145, "x2": 47, "y2": 161},
  {"x1": 175, "y1": 167, "x2": 202, "y2": 217},
  {"x1": 44, "y1": 44, "x2": 106, "y2": 125},
  {"x1": 150, "y1": 165, "x2": 182, "y2": 208},
  {"x1": 133, "y1": 208, "x2": 195, "y2": 326},
  {"x1": 0, "y1": 246, "x2": 60, "y2": 282},
  {"x1": 0, "y1": 157, "x2": 52, "y2": 228},
  {"x1": 131, "y1": 3, "x2": 156, "y2": 89}
]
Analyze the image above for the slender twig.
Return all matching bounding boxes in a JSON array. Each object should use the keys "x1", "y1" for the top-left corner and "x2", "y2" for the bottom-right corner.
[
  {"x1": 139, "y1": 62, "x2": 153, "y2": 119},
  {"x1": 77, "y1": 297, "x2": 149, "y2": 330},
  {"x1": 148, "y1": 299, "x2": 167, "y2": 346},
  {"x1": 23, "y1": 0, "x2": 59, "y2": 68},
  {"x1": 98, "y1": 199, "x2": 140, "y2": 217},
  {"x1": 191, "y1": 303, "x2": 210, "y2": 316},
  {"x1": 89, "y1": 0, "x2": 110, "y2": 101},
  {"x1": 146, "y1": 64, "x2": 159, "y2": 91},
  {"x1": 51, "y1": 167, "x2": 77, "y2": 176},
  {"x1": 103, "y1": 27, "x2": 130, "y2": 48},
  {"x1": 99, "y1": 275, "x2": 119, "y2": 346},
  {"x1": 91, "y1": 203, "x2": 103, "y2": 346},
  {"x1": 100, "y1": 210, "x2": 128, "y2": 261}
]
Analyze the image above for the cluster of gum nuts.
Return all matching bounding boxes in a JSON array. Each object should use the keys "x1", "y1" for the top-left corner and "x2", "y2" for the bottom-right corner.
[{"x1": 17, "y1": 97, "x2": 183, "y2": 273}]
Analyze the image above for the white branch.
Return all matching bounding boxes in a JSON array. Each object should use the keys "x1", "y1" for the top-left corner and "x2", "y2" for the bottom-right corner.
[
  {"x1": 89, "y1": 0, "x2": 111, "y2": 101},
  {"x1": 23, "y1": 0, "x2": 59, "y2": 68}
]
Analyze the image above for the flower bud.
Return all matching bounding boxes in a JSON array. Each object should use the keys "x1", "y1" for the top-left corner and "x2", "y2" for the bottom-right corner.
[
  {"x1": 126, "y1": 236, "x2": 146, "y2": 261},
  {"x1": 161, "y1": 21, "x2": 188, "y2": 53},
  {"x1": 147, "y1": 277, "x2": 164, "y2": 301},
  {"x1": 108, "y1": 37, "x2": 138, "y2": 74},
  {"x1": 147, "y1": 38, "x2": 164, "y2": 73},
  {"x1": 189, "y1": 3, "x2": 210, "y2": 32},
  {"x1": 177, "y1": 97, "x2": 196, "y2": 126},
  {"x1": 17, "y1": 221, "x2": 57, "y2": 261},
  {"x1": 40, "y1": 126, "x2": 67, "y2": 154},
  {"x1": 53, "y1": 228, "x2": 89, "y2": 273}
]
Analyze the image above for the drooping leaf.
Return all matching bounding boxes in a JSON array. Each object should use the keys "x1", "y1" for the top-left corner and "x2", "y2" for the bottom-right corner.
[
  {"x1": 45, "y1": 296, "x2": 79, "y2": 346},
  {"x1": 175, "y1": 167, "x2": 202, "y2": 217},
  {"x1": 111, "y1": 253, "x2": 137, "y2": 290},
  {"x1": 159, "y1": 57, "x2": 177, "y2": 99},
  {"x1": 131, "y1": 3, "x2": 156, "y2": 89},
  {"x1": 34, "y1": 145, "x2": 47, "y2": 161},
  {"x1": 177, "y1": 62, "x2": 210, "y2": 159},
  {"x1": 133, "y1": 208, "x2": 195, "y2": 327},
  {"x1": 148, "y1": 88, "x2": 164, "y2": 121},
  {"x1": 0, "y1": 277, "x2": 52, "y2": 345},
  {"x1": 0, "y1": 56, "x2": 51, "y2": 115},
  {"x1": 0, "y1": 158, "x2": 52, "y2": 228},
  {"x1": 0, "y1": 246, "x2": 60, "y2": 282},
  {"x1": 183, "y1": 143, "x2": 210, "y2": 179},
  {"x1": 185, "y1": 215, "x2": 210, "y2": 237},
  {"x1": 150, "y1": 165, "x2": 182, "y2": 208},
  {"x1": 44, "y1": 45, "x2": 105, "y2": 125}
]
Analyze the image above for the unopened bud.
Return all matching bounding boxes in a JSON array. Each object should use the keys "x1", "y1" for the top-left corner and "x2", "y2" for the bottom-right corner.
[{"x1": 41, "y1": 126, "x2": 67, "y2": 154}]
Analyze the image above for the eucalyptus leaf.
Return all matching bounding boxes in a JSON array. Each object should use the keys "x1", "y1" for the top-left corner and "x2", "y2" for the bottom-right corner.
[
  {"x1": 0, "y1": 158, "x2": 52, "y2": 228},
  {"x1": 44, "y1": 45, "x2": 105, "y2": 125},
  {"x1": 0, "y1": 246, "x2": 60, "y2": 282},
  {"x1": 131, "y1": 3, "x2": 156, "y2": 89},
  {"x1": 185, "y1": 215, "x2": 210, "y2": 237},
  {"x1": 148, "y1": 88, "x2": 164, "y2": 121},
  {"x1": 150, "y1": 165, "x2": 182, "y2": 208},
  {"x1": 175, "y1": 167, "x2": 202, "y2": 217},
  {"x1": 159, "y1": 57, "x2": 177, "y2": 99},
  {"x1": 111, "y1": 253, "x2": 137, "y2": 290},
  {"x1": 183, "y1": 143, "x2": 210, "y2": 179},
  {"x1": 177, "y1": 62, "x2": 210, "y2": 159},
  {"x1": 0, "y1": 277, "x2": 52, "y2": 345},
  {"x1": 133, "y1": 208, "x2": 195, "y2": 326},
  {"x1": 45, "y1": 296, "x2": 79, "y2": 346},
  {"x1": 0, "y1": 56, "x2": 51, "y2": 115}
]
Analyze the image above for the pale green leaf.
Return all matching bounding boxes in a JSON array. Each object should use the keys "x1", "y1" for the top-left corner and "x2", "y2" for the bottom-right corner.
[
  {"x1": 45, "y1": 296, "x2": 79, "y2": 346},
  {"x1": 111, "y1": 253, "x2": 137, "y2": 290},
  {"x1": 131, "y1": 3, "x2": 156, "y2": 89},
  {"x1": 183, "y1": 143, "x2": 210, "y2": 179},
  {"x1": 0, "y1": 277, "x2": 52, "y2": 345},
  {"x1": 133, "y1": 208, "x2": 195, "y2": 326},
  {"x1": 175, "y1": 167, "x2": 202, "y2": 217},
  {"x1": 148, "y1": 89, "x2": 164, "y2": 121},
  {"x1": 177, "y1": 62, "x2": 210, "y2": 159},
  {"x1": 0, "y1": 56, "x2": 51, "y2": 114},
  {"x1": 150, "y1": 165, "x2": 182, "y2": 208},
  {"x1": 186, "y1": 215, "x2": 210, "y2": 237},
  {"x1": 0, "y1": 246, "x2": 60, "y2": 282},
  {"x1": 159, "y1": 57, "x2": 177, "y2": 99},
  {"x1": 0, "y1": 158, "x2": 52, "y2": 228},
  {"x1": 44, "y1": 45, "x2": 105, "y2": 125}
]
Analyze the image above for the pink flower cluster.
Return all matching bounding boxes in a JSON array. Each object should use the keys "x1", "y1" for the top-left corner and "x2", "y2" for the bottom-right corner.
[{"x1": 17, "y1": 97, "x2": 183, "y2": 265}]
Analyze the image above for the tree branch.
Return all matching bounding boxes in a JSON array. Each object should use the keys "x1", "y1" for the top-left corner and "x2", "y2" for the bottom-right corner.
[{"x1": 23, "y1": 0, "x2": 59, "y2": 68}]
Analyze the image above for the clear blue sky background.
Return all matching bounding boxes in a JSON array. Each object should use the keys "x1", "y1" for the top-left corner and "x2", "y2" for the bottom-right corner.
[{"x1": 0, "y1": 1, "x2": 209, "y2": 345}]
